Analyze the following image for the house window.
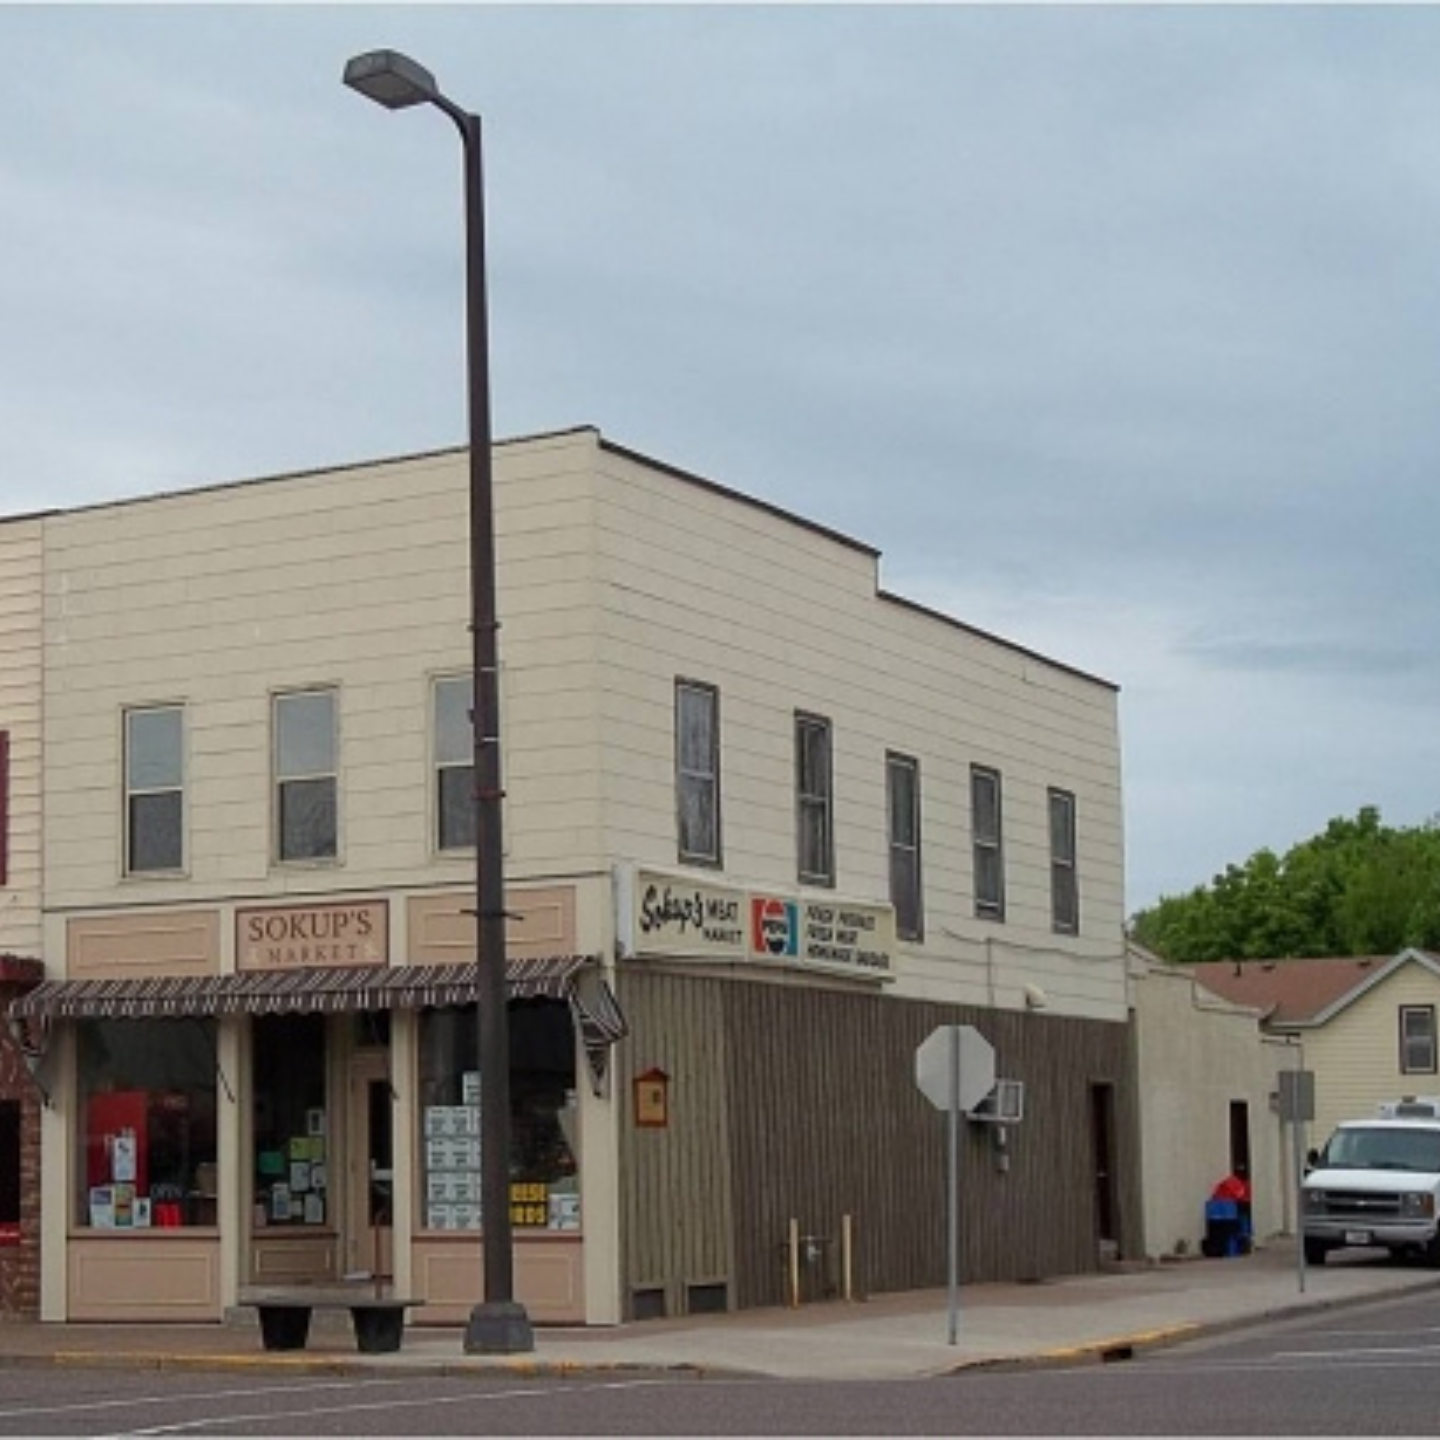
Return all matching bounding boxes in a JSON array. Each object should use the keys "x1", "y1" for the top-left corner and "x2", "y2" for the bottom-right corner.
[
  {"x1": 676, "y1": 680, "x2": 721, "y2": 866},
  {"x1": 1401, "y1": 1006, "x2": 1437, "y2": 1075},
  {"x1": 75, "y1": 1019, "x2": 218, "y2": 1229},
  {"x1": 435, "y1": 675, "x2": 475, "y2": 852},
  {"x1": 274, "y1": 688, "x2": 338, "y2": 862},
  {"x1": 887, "y1": 752, "x2": 922, "y2": 940},
  {"x1": 124, "y1": 705, "x2": 184, "y2": 874},
  {"x1": 1049, "y1": 787, "x2": 1080, "y2": 935},
  {"x1": 419, "y1": 1000, "x2": 579, "y2": 1233},
  {"x1": 971, "y1": 765, "x2": 1004, "y2": 919},
  {"x1": 796, "y1": 712, "x2": 834, "y2": 887}
]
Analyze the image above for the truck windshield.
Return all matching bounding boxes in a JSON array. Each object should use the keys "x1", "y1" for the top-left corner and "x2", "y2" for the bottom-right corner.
[{"x1": 1322, "y1": 1126, "x2": 1440, "y2": 1172}]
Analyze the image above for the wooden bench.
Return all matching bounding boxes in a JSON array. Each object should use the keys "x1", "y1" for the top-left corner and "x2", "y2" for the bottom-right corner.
[{"x1": 239, "y1": 1288, "x2": 425, "y2": 1354}]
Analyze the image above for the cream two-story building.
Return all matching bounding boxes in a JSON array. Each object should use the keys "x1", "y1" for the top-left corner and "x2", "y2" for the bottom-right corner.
[
  {"x1": 0, "y1": 514, "x2": 45, "y2": 1317},
  {"x1": 8, "y1": 427, "x2": 1135, "y2": 1325}
]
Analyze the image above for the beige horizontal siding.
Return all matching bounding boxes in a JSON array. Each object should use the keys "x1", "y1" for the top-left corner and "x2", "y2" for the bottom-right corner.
[{"x1": 0, "y1": 518, "x2": 43, "y2": 957}]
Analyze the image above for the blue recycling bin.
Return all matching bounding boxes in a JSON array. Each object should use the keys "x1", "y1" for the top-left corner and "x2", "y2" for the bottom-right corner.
[{"x1": 1201, "y1": 1197, "x2": 1252, "y2": 1258}]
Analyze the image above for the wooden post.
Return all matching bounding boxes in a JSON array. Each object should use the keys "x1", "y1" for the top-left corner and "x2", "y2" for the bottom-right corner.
[{"x1": 788, "y1": 1217, "x2": 801, "y2": 1307}]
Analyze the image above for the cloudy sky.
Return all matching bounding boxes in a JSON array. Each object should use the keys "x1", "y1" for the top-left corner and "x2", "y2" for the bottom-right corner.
[{"x1": 4, "y1": 4, "x2": 1439, "y2": 916}]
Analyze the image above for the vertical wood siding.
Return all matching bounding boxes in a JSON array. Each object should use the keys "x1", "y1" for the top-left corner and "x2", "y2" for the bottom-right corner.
[
  {"x1": 618, "y1": 968, "x2": 1140, "y2": 1314},
  {"x1": 617, "y1": 970, "x2": 735, "y2": 1317}
]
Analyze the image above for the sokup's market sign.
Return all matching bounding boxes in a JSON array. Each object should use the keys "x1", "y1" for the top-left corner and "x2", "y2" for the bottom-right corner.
[{"x1": 630, "y1": 870, "x2": 894, "y2": 982}]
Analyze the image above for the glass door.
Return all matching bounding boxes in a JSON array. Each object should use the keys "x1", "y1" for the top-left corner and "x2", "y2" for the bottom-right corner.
[{"x1": 345, "y1": 1050, "x2": 393, "y2": 1282}]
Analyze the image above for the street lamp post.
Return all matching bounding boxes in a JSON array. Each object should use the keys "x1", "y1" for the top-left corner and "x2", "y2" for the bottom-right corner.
[{"x1": 343, "y1": 47, "x2": 534, "y2": 1355}]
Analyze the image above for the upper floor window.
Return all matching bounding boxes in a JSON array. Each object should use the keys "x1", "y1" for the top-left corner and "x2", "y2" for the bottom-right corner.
[
  {"x1": 274, "y1": 688, "x2": 337, "y2": 863},
  {"x1": 971, "y1": 765, "x2": 1004, "y2": 920},
  {"x1": 796, "y1": 712, "x2": 834, "y2": 887},
  {"x1": 1049, "y1": 787, "x2": 1080, "y2": 935},
  {"x1": 887, "y1": 752, "x2": 922, "y2": 941},
  {"x1": 675, "y1": 679, "x2": 721, "y2": 866},
  {"x1": 0, "y1": 729, "x2": 9, "y2": 887},
  {"x1": 1401, "y1": 1005, "x2": 1437, "y2": 1075},
  {"x1": 124, "y1": 705, "x2": 184, "y2": 874},
  {"x1": 435, "y1": 675, "x2": 475, "y2": 852}
]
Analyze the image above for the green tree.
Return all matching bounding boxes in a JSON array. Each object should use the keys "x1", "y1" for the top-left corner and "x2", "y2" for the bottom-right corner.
[{"x1": 1130, "y1": 806, "x2": 1440, "y2": 962}]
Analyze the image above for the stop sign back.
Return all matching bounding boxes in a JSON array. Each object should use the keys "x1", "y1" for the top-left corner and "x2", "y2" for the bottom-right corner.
[{"x1": 915, "y1": 1024, "x2": 995, "y2": 1112}]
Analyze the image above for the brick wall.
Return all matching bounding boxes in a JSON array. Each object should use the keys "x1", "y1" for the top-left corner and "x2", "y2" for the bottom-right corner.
[{"x1": 0, "y1": 986, "x2": 40, "y2": 1318}]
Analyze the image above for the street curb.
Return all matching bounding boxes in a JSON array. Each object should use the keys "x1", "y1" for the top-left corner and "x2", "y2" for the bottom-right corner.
[
  {"x1": 931, "y1": 1270, "x2": 1440, "y2": 1377},
  {"x1": 15, "y1": 1350, "x2": 751, "y2": 1382},
  {"x1": 8, "y1": 1269, "x2": 1440, "y2": 1384}
]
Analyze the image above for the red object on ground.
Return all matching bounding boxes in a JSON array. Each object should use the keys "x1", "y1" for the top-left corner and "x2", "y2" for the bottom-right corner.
[{"x1": 1211, "y1": 1173, "x2": 1251, "y2": 1204}]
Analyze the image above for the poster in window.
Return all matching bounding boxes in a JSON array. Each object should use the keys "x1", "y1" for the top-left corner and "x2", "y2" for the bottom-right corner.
[
  {"x1": 111, "y1": 1130, "x2": 137, "y2": 1183},
  {"x1": 89, "y1": 1186, "x2": 115, "y2": 1229}
]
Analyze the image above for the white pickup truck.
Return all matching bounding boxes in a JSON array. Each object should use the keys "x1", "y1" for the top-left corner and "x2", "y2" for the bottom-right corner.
[{"x1": 1302, "y1": 1098, "x2": 1440, "y2": 1267}]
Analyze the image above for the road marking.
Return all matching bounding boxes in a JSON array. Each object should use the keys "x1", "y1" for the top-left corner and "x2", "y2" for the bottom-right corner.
[
  {"x1": 0, "y1": 1377, "x2": 411, "y2": 1423},
  {"x1": 92, "y1": 1377, "x2": 681, "y2": 1438},
  {"x1": 1272, "y1": 1343, "x2": 1440, "y2": 1359}
]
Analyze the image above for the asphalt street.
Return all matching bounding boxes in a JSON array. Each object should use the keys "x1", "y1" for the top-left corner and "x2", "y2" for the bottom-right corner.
[{"x1": 4, "y1": 1279, "x2": 1440, "y2": 1434}]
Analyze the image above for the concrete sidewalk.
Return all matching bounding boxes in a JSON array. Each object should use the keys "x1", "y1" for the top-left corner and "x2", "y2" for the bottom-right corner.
[{"x1": 2, "y1": 1240, "x2": 1438, "y2": 1382}]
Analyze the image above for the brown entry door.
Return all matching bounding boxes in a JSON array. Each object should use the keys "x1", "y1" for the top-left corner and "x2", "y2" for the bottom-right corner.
[
  {"x1": 1090, "y1": 1082, "x2": 1118, "y2": 1251},
  {"x1": 346, "y1": 1051, "x2": 394, "y2": 1281}
]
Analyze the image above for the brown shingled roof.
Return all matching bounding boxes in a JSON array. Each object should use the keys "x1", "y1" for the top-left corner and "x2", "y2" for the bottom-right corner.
[{"x1": 1187, "y1": 952, "x2": 1439, "y2": 1026}]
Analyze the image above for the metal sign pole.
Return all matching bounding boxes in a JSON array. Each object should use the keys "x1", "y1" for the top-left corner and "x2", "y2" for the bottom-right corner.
[
  {"x1": 1278, "y1": 1055, "x2": 1314, "y2": 1296},
  {"x1": 1294, "y1": 1110, "x2": 1306, "y2": 1294},
  {"x1": 948, "y1": 1024, "x2": 960, "y2": 1345},
  {"x1": 1294, "y1": 1048, "x2": 1307, "y2": 1295}
]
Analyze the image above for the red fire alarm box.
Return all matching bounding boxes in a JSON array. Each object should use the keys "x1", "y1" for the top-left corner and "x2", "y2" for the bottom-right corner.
[{"x1": 634, "y1": 1068, "x2": 670, "y2": 1128}]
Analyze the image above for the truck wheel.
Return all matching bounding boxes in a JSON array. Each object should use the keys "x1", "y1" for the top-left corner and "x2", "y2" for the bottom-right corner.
[
  {"x1": 1423, "y1": 1234, "x2": 1440, "y2": 1269},
  {"x1": 1303, "y1": 1238, "x2": 1330, "y2": 1266}
]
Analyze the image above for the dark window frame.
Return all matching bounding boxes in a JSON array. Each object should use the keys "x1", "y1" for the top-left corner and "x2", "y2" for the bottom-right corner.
[
  {"x1": 971, "y1": 765, "x2": 1005, "y2": 920},
  {"x1": 123, "y1": 704, "x2": 185, "y2": 875},
  {"x1": 795, "y1": 712, "x2": 835, "y2": 888},
  {"x1": 434, "y1": 674, "x2": 476, "y2": 853},
  {"x1": 1049, "y1": 786, "x2": 1080, "y2": 935},
  {"x1": 886, "y1": 751, "x2": 923, "y2": 941},
  {"x1": 675, "y1": 679, "x2": 722, "y2": 867},
  {"x1": 1401, "y1": 1005, "x2": 1437, "y2": 1075},
  {"x1": 0, "y1": 729, "x2": 9, "y2": 888},
  {"x1": 273, "y1": 687, "x2": 339, "y2": 864}
]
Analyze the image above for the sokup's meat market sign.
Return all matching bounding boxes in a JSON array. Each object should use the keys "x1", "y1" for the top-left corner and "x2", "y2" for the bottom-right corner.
[{"x1": 630, "y1": 870, "x2": 893, "y2": 981}]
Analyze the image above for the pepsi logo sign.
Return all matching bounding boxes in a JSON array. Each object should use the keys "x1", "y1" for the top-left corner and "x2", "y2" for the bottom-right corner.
[{"x1": 751, "y1": 897, "x2": 799, "y2": 957}]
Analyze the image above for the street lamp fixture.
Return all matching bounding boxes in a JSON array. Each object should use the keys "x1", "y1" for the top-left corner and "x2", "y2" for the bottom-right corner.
[{"x1": 344, "y1": 47, "x2": 534, "y2": 1356}]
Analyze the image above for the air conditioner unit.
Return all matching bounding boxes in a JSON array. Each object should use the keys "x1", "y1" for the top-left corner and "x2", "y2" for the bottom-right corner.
[{"x1": 968, "y1": 1078, "x2": 1024, "y2": 1125}]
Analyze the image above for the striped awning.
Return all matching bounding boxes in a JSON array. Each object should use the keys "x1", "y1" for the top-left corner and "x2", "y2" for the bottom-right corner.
[
  {"x1": 6, "y1": 956, "x2": 628, "y2": 1096},
  {"x1": 9, "y1": 956, "x2": 596, "y2": 1021}
]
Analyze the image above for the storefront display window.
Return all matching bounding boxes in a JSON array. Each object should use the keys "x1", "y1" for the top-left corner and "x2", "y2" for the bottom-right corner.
[
  {"x1": 418, "y1": 999, "x2": 579, "y2": 1233},
  {"x1": 252, "y1": 1014, "x2": 328, "y2": 1228},
  {"x1": 76, "y1": 1019, "x2": 218, "y2": 1230}
]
